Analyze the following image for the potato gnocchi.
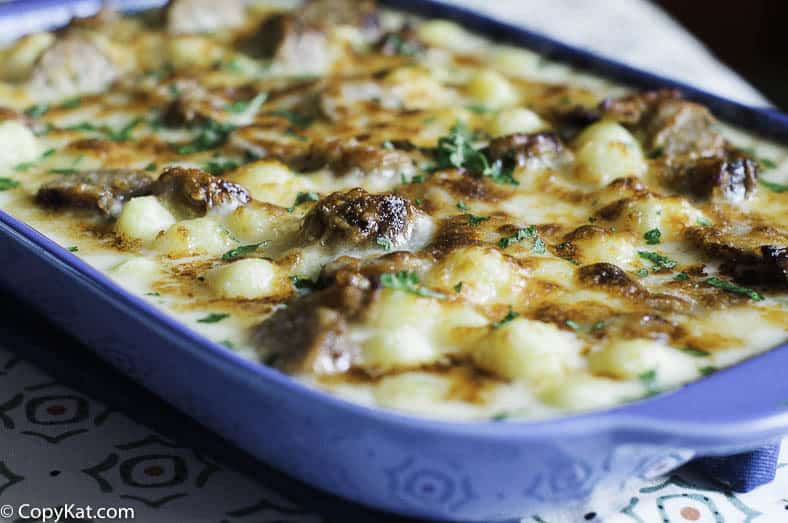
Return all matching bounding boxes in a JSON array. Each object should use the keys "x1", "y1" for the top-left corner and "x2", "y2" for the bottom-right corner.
[{"x1": 0, "y1": 0, "x2": 786, "y2": 421}]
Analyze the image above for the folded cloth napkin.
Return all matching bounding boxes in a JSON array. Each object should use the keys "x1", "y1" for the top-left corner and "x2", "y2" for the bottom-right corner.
[{"x1": 691, "y1": 443, "x2": 782, "y2": 492}]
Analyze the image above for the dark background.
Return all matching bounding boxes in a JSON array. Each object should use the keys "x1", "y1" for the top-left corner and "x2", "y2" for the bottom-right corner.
[{"x1": 655, "y1": 0, "x2": 788, "y2": 110}]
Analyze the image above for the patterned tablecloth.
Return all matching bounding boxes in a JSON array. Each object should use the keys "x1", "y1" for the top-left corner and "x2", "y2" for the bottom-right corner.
[{"x1": 0, "y1": 1, "x2": 783, "y2": 522}]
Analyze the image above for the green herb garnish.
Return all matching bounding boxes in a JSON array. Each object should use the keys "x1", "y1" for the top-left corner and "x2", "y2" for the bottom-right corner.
[
  {"x1": 679, "y1": 347, "x2": 710, "y2": 358},
  {"x1": 636, "y1": 268, "x2": 649, "y2": 278},
  {"x1": 759, "y1": 158, "x2": 777, "y2": 170},
  {"x1": 67, "y1": 246, "x2": 79, "y2": 252},
  {"x1": 24, "y1": 104, "x2": 49, "y2": 118},
  {"x1": 175, "y1": 119, "x2": 236, "y2": 154},
  {"x1": 696, "y1": 217, "x2": 713, "y2": 227},
  {"x1": 638, "y1": 369, "x2": 659, "y2": 395},
  {"x1": 647, "y1": 147, "x2": 664, "y2": 159},
  {"x1": 287, "y1": 191, "x2": 320, "y2": 212},
  {"x1": 674, "y1": 272, "x2": 690, "y2": 281},
  {"x1": 467, "y1": 104, "x2": 493, "y2": 114},
  {"x1": 380, "y1": 271, "x2": 446, "y2": 299},
  {"x1": 705, "y1": 277, "x2": 764, "y2": 301},
  {"x1": 591, "y1": 320, "x2": 606, "y2": 331},
  {"x1": 700, "y1": 366, "x2": 718, "y2": 376},
  {"x1": 466, "y1": 214, "x2": 490, "y2": 226},
  {"x1": 204, "y1": 159, "x2": 240, "y2": 175},
  {"x1": 499, "y1": 226, "x2": 537, "y2": 249},
  {"x1": 106, "y1": 117, "x2": 144, "y2": 142},
  {"x1": 454, "y1": 281, "x2": 463, "y2": 293},
  {"x1": 60, "y1": 97, "x2": 82, "y2": 109},
  {"x1": 14, "y1": 162, "x2": 35, "y2": 172},
  {"x1": 41, "y1": 148, "x2": 56, "y2": 158},
  {"x1": 491, "y1": 307, "x2": 519, "y2": 329},
  {"x1": 435, "y1": 122, "x2": 518, "y2": 186},
  {"x1": 225, "y1": 92, "x2": 268, "y2": 114},
  {"x1": 490, "y1": 412, "x2": 508, "y2": 421},
  {"x1": 290, "y1": 276, "x2": 316, "y2": 290},
  {"x1": 759, "y1": 178, "x2": 788, "y2": 193},
  {"x1": 197, "y1": 313, "x2": 230, "y2": 323},
  {"x1": 145, "y1": 162, "x2": 157, "y2": 172},
  {"x1": 145, "y1": 292, "x2": 160, "y2": 297},
  {"x1": 644, "y1": 228, "x2": 661, "y2": 245},
  {"x1": 456, "y1": 200, "x2": 469, "y2": 211},
  {"x1": 221, "y1": 243, "x2": 262, "y2": 261},
  {"x1": 565, "y1": 319, "x2": 580, "y2": 331},
  {"x1": 48, "y1": 168, "x2": 79, "y2": 175},
  {"x1": 376, "y1": 237, "x2": 393, "y2": 251},
  {"x1": 638, "y1": 251, "x2": 677, "y2": 270}
]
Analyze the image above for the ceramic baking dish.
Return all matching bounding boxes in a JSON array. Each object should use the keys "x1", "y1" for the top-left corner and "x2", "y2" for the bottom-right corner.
[{"x1": 1, "y1": 0, "x2": 787, "y2": 520}]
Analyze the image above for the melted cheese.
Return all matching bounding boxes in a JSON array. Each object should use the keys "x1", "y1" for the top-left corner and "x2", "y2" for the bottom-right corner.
[{"x1": 0, "y1": 2, "x2": 786, "y2": 422}]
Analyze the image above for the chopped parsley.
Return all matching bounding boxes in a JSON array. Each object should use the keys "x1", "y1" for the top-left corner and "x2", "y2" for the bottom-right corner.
[
  {"x1": 225, "y1": 92, "x2": 268, "y2": 114},
  {"x1": 591, "y1": 320, "x2": 606, "y2": 331},
  {"x1": 220, "y1": 340, "x2": 236, "y2": 349},
  {"x1": 705, "y1": 277, "x2": 764, "y2": 301},
  {"x1": 637, "y1": 251, "x2": 677, "y2": 270},
  {"x1": 145, "y1": 162, "x2": 157, "y2": 172},
  {"x1": 145, "y1": 292, "x2": 160, "y2": 297},
  {"x1": 491, "y1": 307, "x2": 519, "y2": 329},
  {"x1": 24, "y1": 104, "x2": 49, "y2": 118},
  {"x1": 678, "y1": 347, "x2": 710, "y2": 358},
  {"x1": 644, "y1": 228, "x2": 661, "y2": 245},
  {"x1": 467, "y1": 104, "x2": 493, "y2": 114},
  {"x1": 646, "y1": 147, "x2": 664, "y2": 159},
  {"x1": 564, "y1": 319, "x2": 580, "y2": 331},
  {"x1": 673, "y1": 272, "x2": 690, "y2": 281},
  {"x1": 382, "y1": 140, "x2": 395, "y2": 150},
  {"x1": 48, "y1": 168, "x2": 79, "y2": 175},
  {"x1": 290, "y1": 276, "x2": 316, "y2": 290},
  {"x1": 456, "y1": 200, "x2": 469, "y2": 211},
  {"x1": 466, "y1": 214, "x2": 490, "y2": 226},
  {"x1": 14, "y1": 162, "x2": 35, "y2": 172},
  {"x1": 759, "y1": 178, "x2": 788, "y2": 193},
  {"x1": 636, "y1": 267, "x2": 649, "y2": 278},
  {"x1": 400, "y1": 173, "x2": 425, "y2": 184},
  {"x1": 380, "y1": 33, "x2": 421, "y2": 56},
  {"x1": 696, "y1": 217, "x2": 713, "y2": 227},
  {"x1": 760, "y1": 158, "x2": 777, "y2": 170},
  {"x1": 197, "y1": 313, "x2": 230, "y2": 323},
  {"x1": 63, "y1": 122, "x2": 98, "y2": 132},
  {"x1": 287, "y1": 191, "x2": 320, "y2": 212},
  {"x1": 454, "y1": 281, "x2": 463, "y2": 293},
  {"x1": 67, "y1": 246, "x2": 79, "y2": 252},
  {"x1": 499, "y1": 226, "x2": 539, "y2": 249},
  {"x1": 490, "y1": 412, "x2": 509, "y2": 421},
  {"x1": 204, "y1": 159, "x2": 240, "y2": 175},
  {"x1": 700, "y1": 366, "x2": 718, "y2": 376},
  {"x1": 379, "y1": 271, "x2": 446, "y2": 299},
  {"x1": 268, "y1": 109, "x2": 313, "y2": 128},
  {"x1": 105, "y1": 117, "x2": 145, "y2": 142},
  {"x1": 638, "y1": 369, "x2": 660, "y2": 396},
  {"x1": 414, "y1": 198, "x2": 424, "y2": 206},
  {"x1": 221, "y1": 243, "x2": 262, "y2": 261},
  {"x1": 175, "y1": 119, "x2": 236, "y2": 154},
  {"x1": 41, "y1": 148, "x2": 56, "y2": 159},
  {"x1": 376, "y1": 237, "x2": 393, "y2": 251},
  {"x1": 435, "y1": 123, "x2": 518, "y2": 186},
  {"x1": 60, "y1": 97, "x2": 82, "y2": 109}
]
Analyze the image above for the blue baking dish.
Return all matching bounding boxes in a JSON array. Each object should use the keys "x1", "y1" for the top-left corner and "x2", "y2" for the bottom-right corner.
[{"x1": 1, "y1": 0, "x2": 787, "y2": 521}]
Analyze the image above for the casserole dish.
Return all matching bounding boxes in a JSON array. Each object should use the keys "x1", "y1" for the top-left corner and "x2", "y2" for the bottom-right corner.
[{"x1": 1, "y1": 0, "x2": 787, "y2": 520}]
